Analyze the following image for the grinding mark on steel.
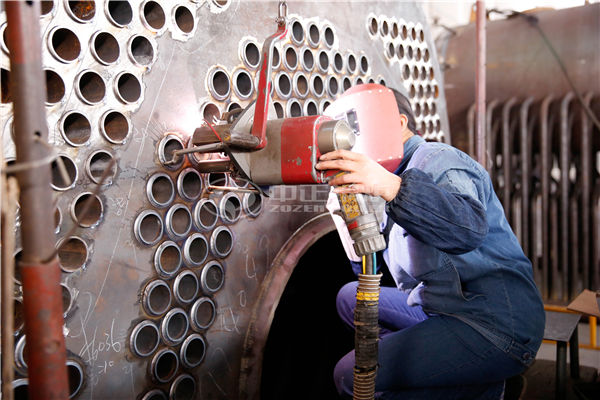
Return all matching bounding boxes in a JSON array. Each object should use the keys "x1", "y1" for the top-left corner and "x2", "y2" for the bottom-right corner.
[{"x1": 86, "y1": 45, "x2": 176, "y2": 327}]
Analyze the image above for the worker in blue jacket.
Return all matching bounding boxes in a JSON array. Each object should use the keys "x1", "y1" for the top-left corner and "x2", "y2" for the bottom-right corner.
[{"x1": 315, "y1": 90, "x2": 545, "y2": 399}]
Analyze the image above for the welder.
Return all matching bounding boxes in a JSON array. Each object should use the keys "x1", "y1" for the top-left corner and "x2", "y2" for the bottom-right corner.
[{"x1": 315, "y1": 90, "x2": 545, "y2": 399}]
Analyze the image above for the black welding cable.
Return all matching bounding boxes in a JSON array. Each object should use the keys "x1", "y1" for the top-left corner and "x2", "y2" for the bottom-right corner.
[{"x1": 488, "y1": 8, "x2": 600, "y2": 132}]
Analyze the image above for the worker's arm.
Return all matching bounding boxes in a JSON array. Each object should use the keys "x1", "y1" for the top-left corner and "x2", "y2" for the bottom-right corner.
[
  {"x1": 385, "y1": 167, "x2": 488, "y2": 254},
  {"x1": 315, "y1": 149, "x2": 489, "y2": 255}
]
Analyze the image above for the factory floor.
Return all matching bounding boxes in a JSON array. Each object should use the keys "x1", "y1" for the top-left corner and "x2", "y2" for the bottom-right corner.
[{"x1": 519, "y1": 321, "x2": 600, "y2": 400}]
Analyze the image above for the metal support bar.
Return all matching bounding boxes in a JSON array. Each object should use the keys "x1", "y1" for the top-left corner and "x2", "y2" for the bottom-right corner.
[
  {"x1": 475, "y1": 0, "x2": 486, "y2": 169},
  {"x1": 5, "y1": 1, "x2": 69, "y2": 399},
  {"x1": 556, "y1": 341, "x2": 567, "y2": 400},
  {"x1": 569, "y1": 326, "x2": 580, "y2": 379}
]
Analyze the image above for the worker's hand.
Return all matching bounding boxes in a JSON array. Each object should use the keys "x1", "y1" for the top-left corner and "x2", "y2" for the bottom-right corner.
[{"x1": 315, "y1": 150, "x2": 401, "y2": 202}]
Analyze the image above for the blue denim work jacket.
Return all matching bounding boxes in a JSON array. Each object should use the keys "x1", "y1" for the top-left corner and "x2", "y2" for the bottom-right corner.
[{"x1": 354, "y1": 135, "x2": 545, "y2": 367}]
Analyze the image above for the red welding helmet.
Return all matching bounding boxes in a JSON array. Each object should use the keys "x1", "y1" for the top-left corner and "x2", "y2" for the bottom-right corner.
[{"x1": 324, "y1": 83, "x2": 404, "y2": 172}]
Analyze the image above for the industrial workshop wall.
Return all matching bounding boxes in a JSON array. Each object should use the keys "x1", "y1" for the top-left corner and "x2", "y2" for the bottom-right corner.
[
  {"x1": 443, "y1": 4, "x2": 600, "y2": 304},
  {"x1": 0, "y1": 1, "x2": 449, "y2": 399}
]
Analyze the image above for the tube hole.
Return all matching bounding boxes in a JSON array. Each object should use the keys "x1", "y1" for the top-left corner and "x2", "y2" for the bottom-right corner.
[
  {"x1": 385, "y1": 42, "x2": 395, "y2": 60},
  {"x1": 135, "y1": 210, "x2": 163, "y2": 246},
  {"x1": 201, "y1": 102, "x2": 221, "y2": 124},
  {"x1": 347, "y1": 54, "x2": 357, "y2": 73},
  {"x1": 411, "y1": 27, "x2": 417, "y2": 41},
  {"x1": 130, "y1": 35, "x2": 154, "y2": 66},
  {"x1": 91, "y1": 31, "x2": 119, "y2": 66},
  {"x1": 324, "y1": 26, "x2": 334, "y2": 47},
  {"x1": 12, "y1": 379, "x2": 29, "y2": 400},
  {"x1": 72, "y1": 192, "x2": 103, "y2": 227},
  {"x1": 166, "y1": 204, "x2": 192, "y2": 239},
  {"x1": 304, "y1": 100, "x2": 318, "y2": 116},
  {"x1": 391, "y1": 21, "x2": 399, "y2": 38},
  {"x1": 87, "y1": 150, "x2": 116, "y2": 185},
  {"x1": 294, "y1": 73, "x2": 308, "y2": 98},
  {"x1": 101, "y1": 110, "x2": 130, "y2": 144},
  {"x1": 131, "y1": 320, "x2": 160, "y2": 357},
  {"x1": 401, "y1": 24, "x2": 408, "y2": 40},
  {"x1": 144, "y1": 280, "x2": 172, "y2": 316},
  {"x1": 333, "y1": 52, "x2": 343, "y2": 73},
  {"x1": 116, "y1": 72, "x2": 142, "y2": 104},
  {"x1": 14, "y1": 298, "x2": 24, "y2": 333},
  {"x1": 147, "y1": 173, "x2": 174, "y2": 207},
  {"x1": 180, "y1": 335, "x2": 205, "y2": 368},
  {"x1": 355, "y1": 77, "x2": 364, "y2": 86},
  {"x1": 50, "y1": 27, "x2": 81, "y2": 62},
  {"x1": 142, "y1": 1, "x2": 165, "y2": 30},
  {"x1": 402, "y1": 64, "x2": 410, "y2": 80},
  {"x1": 141, "y1": 390, "x2": 167, "y2": 400},
  {"x1": 320, "y1": 100, "x2": 331, "y2": 114},
  {"x1": 289, "y1": 100, "x2": 302, "y2": 117},
  {"x1": 174, "y1": 6, "x2": 194, "y2": 34},
  {"x1": 419, "y1": 29, "x2": 425, "y2": 42},
  {"x1": 208, "y1": 172, "x2": 227, "y2": 186},
  {"x1": 66, "y1": 360, "x2": 84, "y2": 398},
  {"x1": 51, "y1": 155, "x2": 77, "y2": 190},
  {"x1": 379, "y1": 77, "x2": 387, "y2": 86},
  {"x1": 271, "y1": 46, "x2": 280, "y2": 68},
  {"x1": 158, "y1": 134, "x2": 184, "y2": 169},
  {"x1": 162, "y1": 308, "x2": 189, "y2": 345},
  {"x1": 397, "y1": 44, "x2": 405, "y2": 59},
  {"x1": 55, "y1": 207, "x2": 62, "y2": 233},
  {"x1": 77, "y1": 71, "x2": 105, "y2": 104},
  {"x1": 409, "y1": 84, "x2": 416, "y2": 98},
  {"x1": 45, "y1": 69, "x2": 65, "y2": 104},
  {"x1": 415, "y1": 47, "x2": 422, "y2": 62},
  {"x1": 183, "y1": 233, "x2": 208, "y2": 266},
  {"x1": 107, "y1": 0, "x2": 132, "y2": 26},
  {"x1": 311, "y1": 75, "x2": 324, "y2": 97},
  {"x1": 158, "y1": 252, "x2": 182, "y2": 286},
  {"x1": 190, "y1": 297, "x2": 216, "y2": 330},
  {"x1": 301, "y1": 48, "x2": 314, "y2": 71},
  {"x1": 193, "y1": 199, "x2": 218, "y2": 230},
  {"x1": 424, "y1": 48, "x2": 430, "y2": 62},
  {"x1": 243, "y1": 41, "x2": 260, "y2": 69},
  {"x1": 177, "y1": 168, "x2": 202, "y2": 201},
  {"x1": 170, "y1": 374, "x2": 196, "y2": 400},
  {"x1": 200, "y1": 261, "x2": 224, "y2": 293},
  {"x1": 152, "y1": 349, "x2": 179, "y2": 383},
  {"x1": 220, "y1": 193, "x2": 241, "y2": 223},
  {"x1": 211, "y1": 227, "x2": 233, "y2": 258},
  {"x1": 14, "y1": 249, "x2": 22, "y2": 284},
  {"x1": 276, "y1": 72, "x2": 291, "y2": 99},
  {"x1": 342, "y1": 77, "x2": 351, "y2": 92},
  {"x1": 62, "y1": 284, "x2": 73, "y2": 315},
  {"x1": 317, "y1": 50, "x2": 329, "y2": 72},
  {"x1": 227, "y1": 102, "x2": 241, "y2": 112},
  {"x1": 368, "y1": 17, "x2": 378, "y2": 36},
  {"x1": 233, "y1": 69, "x2": 253, "y2": 99},
  {"x1": 291, "y1": 20, "x2": 304, "y2": 44},
  {"x1": 58, "y1": 236, "x2": 88, "y2": 272},
  {"x1": 41, "y1": 1, "x2": 54, "y2": 15},
  {"x1": 243, "y1": 192, "x2": 262, "y2": 217},
  {"x1": 1, "y1": 68, "x2": 11, "y2": 103},
  {"x1": 327, "y1": 75, "x2": 340, "y2": 97},
  {"x1": 273, "y1": 101, "x2": 284, "y2": 118},
  {"x1": 208, "y1": 68, "x2": 230, "y2": 101},
  {"x1": 174, "y1": 270, "x2": 199, "y2": 304},
  {"x1": 308, "y1": 23, "x2": 320, "y2": 47},
  {"x1": 284, "y1": 46, "x2": 298, "y2": 70},
  {"x1": 359, "y1": 55, "x2": 369, "y2": 74},
  {"x1": 380, "y1": 19, "x2": 389, "y2": 36},
  {"x1": 412, "y1": 66, "x2": 419, "y2": 80},
  {"x1": 67, "y1": 1, "x2": 96, "y2": 23}
]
